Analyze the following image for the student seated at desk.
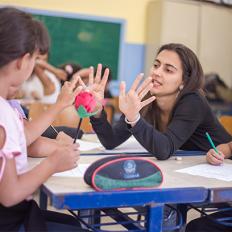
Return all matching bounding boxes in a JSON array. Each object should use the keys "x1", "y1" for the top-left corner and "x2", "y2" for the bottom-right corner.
[
  {"x1": 84, "y1": 43, "x2": 231, "y2": 159},
  {"x1": 59, "y1": 63, "x2": 83, "y2": 85},
  {"x1": 8, "y1": 72, "x2": 84, "y2": 151},
  {"x1": 0, "y1": 7, "x2": 88, "y2": 231},
  {"x1": 186, "y1": 141, "x2": 232, "y2": 232},
  {"x1": 206, "y1": 141, "x2": 232, "y2": 165},
  {"x1": 20, "y1": 52, "x2": 67, "y2": 104}
]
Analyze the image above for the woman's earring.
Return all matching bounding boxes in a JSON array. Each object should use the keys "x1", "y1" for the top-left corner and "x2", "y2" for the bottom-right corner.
[{"x1": 179, "y1": 85, "x2": 184, "y2": 91}]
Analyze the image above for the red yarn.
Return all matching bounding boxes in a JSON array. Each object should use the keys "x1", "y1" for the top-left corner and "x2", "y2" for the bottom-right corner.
[{"x1": 74, "y1": 91, "x2": 97, "y2": 113}]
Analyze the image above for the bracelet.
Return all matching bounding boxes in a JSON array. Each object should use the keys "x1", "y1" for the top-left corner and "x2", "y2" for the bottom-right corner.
[{"x1": 125, "y1": 114, "x2": 141, "y2": 124}]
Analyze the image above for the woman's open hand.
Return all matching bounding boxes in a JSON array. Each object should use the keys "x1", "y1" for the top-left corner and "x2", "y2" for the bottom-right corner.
[{"x1": 119, "y1": 74, "x2": 156, "y2": 124}]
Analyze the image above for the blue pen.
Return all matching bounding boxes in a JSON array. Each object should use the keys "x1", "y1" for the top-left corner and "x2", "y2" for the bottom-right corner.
[{"x1": 205, "y1": 132, "x2": 219, "y2": 154}]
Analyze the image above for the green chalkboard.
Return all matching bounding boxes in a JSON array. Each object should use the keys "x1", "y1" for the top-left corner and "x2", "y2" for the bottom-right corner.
[{"x1": 33, "y1": 14, "x2": 122, "y2": 80}]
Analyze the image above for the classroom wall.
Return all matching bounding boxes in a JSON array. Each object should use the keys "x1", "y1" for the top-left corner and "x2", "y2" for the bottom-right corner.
[
  {"x1": 1, "y1": 0, "x2": 231, "y2": 92},
  {"x1": 0, "y1": 0, "x2": 152, "y2": 94},
  {"x1": 0, "y1": 0, "x2": 151, "y2": 43},
  {"x1": 145, "y1": 0, "x2": 232, "y2": 88}
]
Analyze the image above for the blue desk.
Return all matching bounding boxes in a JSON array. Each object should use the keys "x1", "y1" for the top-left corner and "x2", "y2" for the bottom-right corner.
[
  {"x1": 34, "y1": 155, "x2": 230, "y2": 232},
  {"x1": 40, "y1": 187, "x2": 207, "y2": 231}
]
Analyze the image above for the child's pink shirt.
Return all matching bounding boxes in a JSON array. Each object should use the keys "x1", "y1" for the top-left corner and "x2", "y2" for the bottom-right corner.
[{"x1": 0, "y1": 97, "x2": 27, "y2": 174}]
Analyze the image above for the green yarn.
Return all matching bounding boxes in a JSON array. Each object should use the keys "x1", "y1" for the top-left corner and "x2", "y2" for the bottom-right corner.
[
  {"x1": 77, "y1": 105, "x2": 98, "y2": 118},
  {"x1": 94, "y1": 172, "x2": 162, "y2": 190}
]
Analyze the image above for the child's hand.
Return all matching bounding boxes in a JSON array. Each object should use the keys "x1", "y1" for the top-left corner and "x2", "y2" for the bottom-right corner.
[
  {"x1": 49, "y1": 144, "x2": 80, "y2": 173},
  {"x1": 206, "y1": 148, "x2": 224, "y2": 165},
  {"x1": 119, "y1": 74, "x2": 155, "y2": 123},
  {"x1": 56, "y1": 131, "x2": 73, "y2": 145},
  {"x1": 56, "y1": 76, "x2": 83, "y2": 109},
  {"x1": 76, "y1": 64, "x2": 109, "y2": 114}
]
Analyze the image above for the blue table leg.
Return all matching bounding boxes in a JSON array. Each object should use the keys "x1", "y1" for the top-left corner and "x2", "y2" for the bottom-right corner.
[
  {"x1": 147, "y1": 203, "x2": 164, "y2": 232},
  {"x1": 39, "y1": 189, "x2": 48, "y2": 210},
  {"x1": 78, "y1": 209, "x2": 100, "y2": 229}
]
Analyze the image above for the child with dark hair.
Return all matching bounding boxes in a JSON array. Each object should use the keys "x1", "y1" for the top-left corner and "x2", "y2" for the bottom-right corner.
[
  {"x1": 20, "y1": 52, "x2": 68, "y2": 104},
  {"x1": 0, "y1": 7, "x2": 88, "y2": 232}
]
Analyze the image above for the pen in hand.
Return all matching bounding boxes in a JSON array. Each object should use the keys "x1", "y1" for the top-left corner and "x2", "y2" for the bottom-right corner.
[
  {"x1": 205, "y1": 132, "x2": 224, "y2": 165},
  {"x1": 50, "y1": 125, "x2": 59, "y2": 135},
  {"x1": 205, "y1": 132, "x2": 219, "y2": 154}
]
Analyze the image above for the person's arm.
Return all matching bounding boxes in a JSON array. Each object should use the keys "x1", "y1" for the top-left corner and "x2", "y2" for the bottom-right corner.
[
  {"x1": 23, "y1": 77, "x2": 82, "y2": 145},
  {"x1": 93, "y1": 93, "x2": 206, "y2": 159},
  {"x1": 103, "y1": 76, "x2": 201, "y2": 160},
  {"x1": 90, "y1": 71, "x2": 154, "y2": 149},
  {"x1": 0, "y1": 156, "x2": 54, "y2": 206},
  {"x1": 23, "y1": 104, "x2": 63, "y2": 145},
  {"x1": 0, "y1": 126, "x2": 53, "y2": 206},
  {"x1": 27, "y1": 136, "x2": 59, "y2": 157},
  {"x1": 206, "y1": 141, "x2": 232, "y2": 165},
  {"x1": 27, "y1": 132, "x2": 74, "y2": 158},
  {"x1": 0, "y1": 144, "x2": 79, "y2": 207},
  {"x1": 90, "y1": 110, "x2": 131, "y2": 149},
  {"x1": 34, "y1": 65, "x2": 55, "y2": 95},
  {"x1": 36, "y1": 59, "x2": 67, "y2": 81},
  {"x1": 129, "y1": 94, "x2": 205, "y2": 159}
]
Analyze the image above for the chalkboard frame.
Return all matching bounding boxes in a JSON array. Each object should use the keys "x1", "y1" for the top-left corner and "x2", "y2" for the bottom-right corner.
[{"x1": 21, "y1": 7, "x2": 125, "y2": 83}]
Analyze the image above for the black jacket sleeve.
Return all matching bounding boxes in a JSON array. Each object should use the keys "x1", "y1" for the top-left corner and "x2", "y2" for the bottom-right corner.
[
  {"x1": 90, "y1": 110, "x2": 131, "y2": 149},
  {"x1": 130, "y1": 94, "x2": 205, "y2": 159},
  {"x1": 90, "y1": 93, "x2": 206, "y2": 160}
]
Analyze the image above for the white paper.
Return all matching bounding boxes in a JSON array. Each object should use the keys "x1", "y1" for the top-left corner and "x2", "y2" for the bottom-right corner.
[
  {"x1": 176, "y1": 163, "x2": 232, "y2": 182},
  {"x1": 53, "y1": 164, "x2": 90, "y2": 177},
  {"x1": 76, "y1": 139, "x2": 104, "y2": 151},
  {"x1": 104, "y1": 136, "x2": 148, "y2": 154}
]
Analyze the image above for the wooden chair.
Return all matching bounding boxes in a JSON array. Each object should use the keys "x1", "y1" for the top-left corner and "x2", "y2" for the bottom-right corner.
[
  {"x1": 219, "y1": 115, "x2": 232, "y2": 135},
  {"x1": 28, "y1": 101, "x2": 116, "y2": 133}
]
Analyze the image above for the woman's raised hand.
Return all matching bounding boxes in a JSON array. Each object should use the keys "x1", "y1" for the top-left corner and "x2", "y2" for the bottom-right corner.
[
  {"x1": 77, "y1": 63, "x2": 109, "y2": 113},
  {"x1": 79, "y1": 64, "x2": 109, "y2": 101},
  {"x1": 119, "y1": 74, "x2": 156, "y2": 123}
]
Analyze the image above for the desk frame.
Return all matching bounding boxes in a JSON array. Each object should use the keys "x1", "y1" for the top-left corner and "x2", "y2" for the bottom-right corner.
[{"x1": 40, "y1": 187, "x2": 208, "y2": 232}]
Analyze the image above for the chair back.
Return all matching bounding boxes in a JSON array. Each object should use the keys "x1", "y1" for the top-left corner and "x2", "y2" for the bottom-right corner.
[{"x1": 219, "y1": 115, "x2": 232, "y2": 135}]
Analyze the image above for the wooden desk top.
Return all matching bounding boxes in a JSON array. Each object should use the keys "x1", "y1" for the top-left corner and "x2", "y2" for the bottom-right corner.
[{"x1": 29, "y1": 155, "x2": 232, "y2": 195}]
